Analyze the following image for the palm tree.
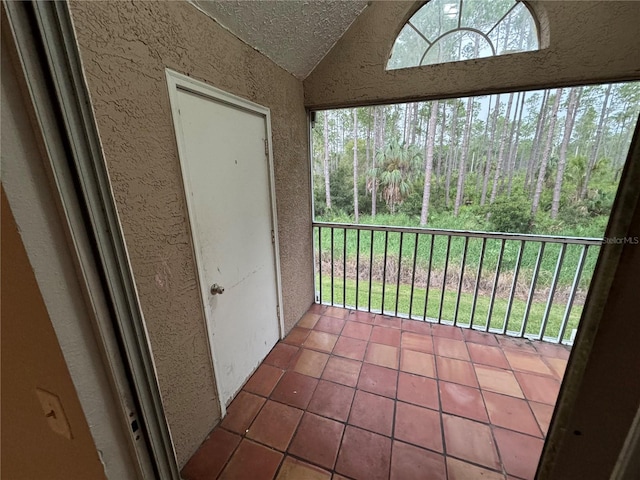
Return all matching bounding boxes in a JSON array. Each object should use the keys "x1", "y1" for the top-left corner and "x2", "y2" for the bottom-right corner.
[
  {"x1": 566, "y1": 155, "x2": 588, "y2": 200},
  {"x1": 375, "y1": 139, "x2": 422, "y2": 214}
]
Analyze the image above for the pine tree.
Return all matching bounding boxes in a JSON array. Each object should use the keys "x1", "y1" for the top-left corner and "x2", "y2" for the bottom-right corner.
[
  {"x1": 323, "y1": 112, "x2": 332, "y2": 209},
  {"x1": 490, "y1": 92, "x2": 515, "y2": 204},
  {"x1": 532, "y1": 88, "x2": 563, "y2": 216},
  {"x1": 551, "y1": 87, "x2": 581, "y2": 219},
  {"x1": 353, "y1": 108, "x2": 359, "y2": 222},
  {"x1": 454, "y1": 96, "x2": 474, "y2": 215},
  {"x1": 580, "y1": 83, "x2": 613, "y2": 199},
  {"x1": 481, "y1": 94, "x2": 501, "y2": 206},
  {"x1": 420, "y1": 101, "x2": 439, "y2": 226}
]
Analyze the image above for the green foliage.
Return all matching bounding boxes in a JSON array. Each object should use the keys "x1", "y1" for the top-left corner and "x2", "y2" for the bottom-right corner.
[
  {"x1": 312, "y1": 82, "x2": 640, "y2": 240},
  {"x1": 375, "y1": 139, "x2": 422, "y2": 213},
  {"x1": 585, "y1": 189, "x2": 614, "y2": 216},
  {"x1": 488, "y1": 189, "x2": 533, "y2": 233},
  {"x1": 397, "y1": 176, "x2": 426, "y2": 217}
]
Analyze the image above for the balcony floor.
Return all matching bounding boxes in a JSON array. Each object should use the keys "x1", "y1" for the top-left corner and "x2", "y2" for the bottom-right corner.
[{"x1": 182, "y1": 304, "x2": 570, "y2": 480}]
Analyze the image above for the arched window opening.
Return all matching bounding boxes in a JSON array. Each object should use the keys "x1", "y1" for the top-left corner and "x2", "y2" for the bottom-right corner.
[{"x1": 387, "y1": 0, "x2": 539, "y2": 70}]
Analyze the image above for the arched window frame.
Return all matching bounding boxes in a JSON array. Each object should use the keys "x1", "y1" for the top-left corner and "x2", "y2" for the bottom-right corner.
[{"x1": 387, "y1": 0, "x2": 541, "y2": 70}]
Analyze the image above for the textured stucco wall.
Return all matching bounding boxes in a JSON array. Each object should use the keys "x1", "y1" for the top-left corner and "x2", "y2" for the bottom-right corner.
[
  {"x1": 69, "y1": 0, "x2": 312, "y2": 466},
  {"x1": 304, "y1": 1, "x2": 640, "y2": 108}
]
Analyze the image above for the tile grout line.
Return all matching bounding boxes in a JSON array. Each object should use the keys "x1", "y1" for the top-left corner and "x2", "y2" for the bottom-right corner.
[
  {"x1": 432, "y1": 335, "x2": 449, "y2": 480},
  {"x1": 388, "y1": 328, "x2": 401, "y2": 480},
  {"x1": 198, "y1": 306, "x2": 563, "y2": 480},
  {"x1": 291, "y1": 315, "x2": 359, "y2": 476},
  {"x1": 333, "y1": 326, "x2": 362, "y2": 478},
  {"x1": 263, "y1": 332, "x2": 323, "y2": 477},
  {"x1": 290, "y1": 327, "x2": 547, "y2": 468},
  {"x1": 232, "y1": 376, "x2": 289, "y2": 479},
  {"x1": 468, "y1": 330, "x2": 509, "y2": 478}
]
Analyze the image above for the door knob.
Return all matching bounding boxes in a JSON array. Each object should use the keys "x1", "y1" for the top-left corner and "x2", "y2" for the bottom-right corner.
[{"x1": 210, "y1": 283, "x2": 225, "y2": 295}]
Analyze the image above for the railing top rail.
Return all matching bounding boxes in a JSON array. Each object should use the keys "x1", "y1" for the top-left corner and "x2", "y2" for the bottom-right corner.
[{"x1": 312, "y1": 221, "x2": 602, "y2": 246}]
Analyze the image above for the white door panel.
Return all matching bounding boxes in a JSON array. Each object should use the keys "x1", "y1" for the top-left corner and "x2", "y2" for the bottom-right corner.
[{"x1": 170, "y1": 80, "x2": 280, "y2": 409}]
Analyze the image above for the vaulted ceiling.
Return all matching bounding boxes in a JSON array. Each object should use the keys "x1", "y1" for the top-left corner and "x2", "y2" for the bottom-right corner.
[{"x1": 190, "y1": 1, "x2": 369, "y2": 79}]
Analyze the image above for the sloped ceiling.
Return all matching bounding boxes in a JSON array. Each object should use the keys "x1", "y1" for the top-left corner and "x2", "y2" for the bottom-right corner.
[{"x1": 191, "y1": 0, "x2": 369, "y2": 79}]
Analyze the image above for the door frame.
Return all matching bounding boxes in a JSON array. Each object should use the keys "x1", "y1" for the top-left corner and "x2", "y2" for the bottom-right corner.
[{"x1": 165, "y1": 69, "x2": 285, "y2": 416}]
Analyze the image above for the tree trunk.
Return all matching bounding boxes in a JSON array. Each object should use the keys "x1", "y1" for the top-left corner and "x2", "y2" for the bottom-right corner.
[
  {"x1": 481, "y1": 94, "x2": 501, "y2": 206},
  {"x1": 532, "y1": 88, "x2": 563, "y2": 216},
  {"x1": 436, "y1": 102, "x2": 446, "y2": 183},
  {"x1": 371, "y1": 107, "x2": 378, "y2": 217},
  {"x1": 341, "y1": 111, "x2": 345, "y2": 154},
  {"x1": 371, "y1": 106, "x2": 386, "y2": 217},
  {"x1": 526, "y1": 90, "x2": 550, "y2": 191},
  {"x1": 551, "y1": 87, "x2": 581, "y2": 219},
  {"x1": 507, "y1": 92, "x2": 526, "y2": 195},
  {"x1": 353, "y1": 108, "x2": 359, "y2": 222},
  {"x1": 445, "y1": 101, "x2": 459, "y2": 208},
  {"x1": 366, "y1": 107, "x2": 371, "y2": 172},
  {"x1": 454, "y1": 96, "x2": 474, "y2": 216},
  {"x1": 420, "y1": 100, "x2": 439, "y2": 226},
  {"x1": 580, "y1": 83, "x2": 613, "y2": 199},
  {"x1": 409, "y1": 102, "x2": 418, "y2": 146},
  {"x1": 490, "y1": 92, "x2": 515, "y2": 204},
  {"x1": 323, "y1": 112, "x2": 332, "y2": 209},
  {"x1": 403, "y1": 103, "x2": 410, "y2": 144},
  {"x1": 476, "y1": 95, "x2": 492, "y2": 194},
  {"x1": 612, "y1": 102, "x2": 629, "y2": 171}
]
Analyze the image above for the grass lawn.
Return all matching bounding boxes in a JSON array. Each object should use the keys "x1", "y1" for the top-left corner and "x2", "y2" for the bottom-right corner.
[
  {"x1": 316, "y1": 275, "x2": 581, "y2": 343},
  {"x1": 314, "y1": 225, "x2": 600, "y2": 289}
]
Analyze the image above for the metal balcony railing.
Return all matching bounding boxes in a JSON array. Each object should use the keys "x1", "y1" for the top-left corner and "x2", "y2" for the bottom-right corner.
[{"x1": 313, "y1": 222, "x2": 602, "y2": 345}]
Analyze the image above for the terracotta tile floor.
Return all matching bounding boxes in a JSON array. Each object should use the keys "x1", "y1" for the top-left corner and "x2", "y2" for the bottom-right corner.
[{"x1": 182, "y1": 305, "x2": 570, "y2": 480}]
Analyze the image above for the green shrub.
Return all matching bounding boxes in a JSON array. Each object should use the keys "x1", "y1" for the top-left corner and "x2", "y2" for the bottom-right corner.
[{"x1": 488, "y1": 190, "x2": 533, "y2": 233}]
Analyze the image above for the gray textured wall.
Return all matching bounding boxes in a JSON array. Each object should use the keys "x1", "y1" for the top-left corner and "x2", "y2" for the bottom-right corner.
[
  {"x1": 69, "y1": 0, "x2": 313, "y2": 466},
  {"x1": 304, "y1": 1, "x2": 640, "y2": 108}
]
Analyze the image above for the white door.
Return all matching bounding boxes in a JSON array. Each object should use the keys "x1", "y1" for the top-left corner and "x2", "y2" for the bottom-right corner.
[{"x1": 167, "y1": 71, "x2": 282, "y2": 410}]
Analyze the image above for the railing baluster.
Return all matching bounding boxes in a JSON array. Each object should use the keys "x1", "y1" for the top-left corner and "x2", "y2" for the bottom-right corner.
[
  {"x1": 470, "y1": 238, "x2": 487, "y2": 329},
  {"x1": 343, "y1": 227, "x2": 347, "y2": 308},
  {"x1": 423, "y1": 234, "x2": 435, "y2": 322},
  {"x1": 318, "y1": 226, "x2": 322, "y2": 304},
  {"x1": 539, "y1": 243, "x2": 567, "y2": 340},
  {"x1": 408, "y1": 233, "x2": 419, "y2": 319},
  {"x1": 395, "y1": 232, "x2": 404, "y2": 316},
  {"x1": 331, "y1": 227, "x2": 334, "y2": 306},
  {"x1": 558, "y1": 244, "x2": 589, "y2": 343},
  {"x1": 312, "y1": 221, "x2": 600, "y2": 344},
  {"x1": 381, "y1": 231, "x2": 389, "y2": 314},
  {"x1": 521, "y1": 242, "x2": 546, "y2": 337},
  {"x1": 356, "y1": 229, "x2": 361, "y2": 310},
  {"x1": 438, "y1": 236, "x2": 452, "y2": 323},
  {"x1": 368, "y1": 230, "x2": 374, "y2": 313},
  {"x1": 485, "y1": 239, "x2": 506, "y2": 332},
  {"x1": 503, "y1": 240, "x2": 525, "y2": 334},
  {"x1": 453, "y1": 236, "x2": 469, "y2": 326}
]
